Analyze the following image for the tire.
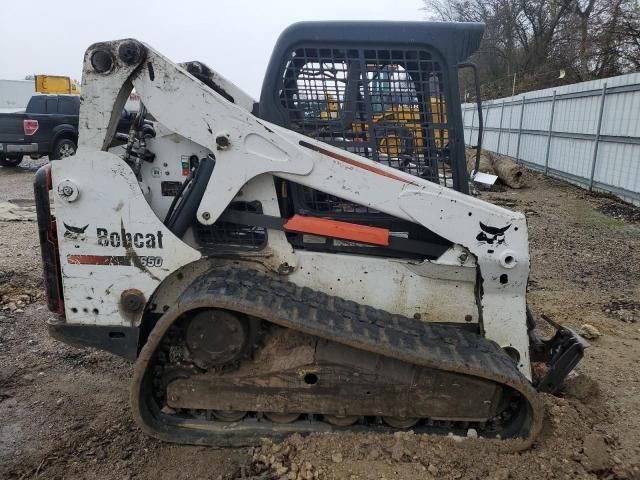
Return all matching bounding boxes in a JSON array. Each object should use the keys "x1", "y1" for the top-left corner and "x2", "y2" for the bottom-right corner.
[
  {"x1": 51, "y1": 138, "x2": 77, "y2": 160},
  {"x1": 0, "y1": 154, "x2": 23, "y2": 168},
  {"x1": 374, "y1": 125, "x2": 415, "y2": 158}
]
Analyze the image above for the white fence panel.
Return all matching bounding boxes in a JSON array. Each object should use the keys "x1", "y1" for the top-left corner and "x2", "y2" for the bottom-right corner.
[{"x1": 462, "y1": 72, "x2": 640, "y2": 206}]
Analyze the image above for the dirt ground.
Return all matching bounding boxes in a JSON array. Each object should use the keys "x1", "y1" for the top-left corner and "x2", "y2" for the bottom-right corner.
[{"x1": 0, "y1": 159, "x2": 639, "y2": 480}]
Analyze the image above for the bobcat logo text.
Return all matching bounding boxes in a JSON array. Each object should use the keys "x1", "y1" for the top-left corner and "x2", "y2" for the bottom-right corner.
[{"x1": 97, "y1": 227, "x2": 164, "y2": 249}]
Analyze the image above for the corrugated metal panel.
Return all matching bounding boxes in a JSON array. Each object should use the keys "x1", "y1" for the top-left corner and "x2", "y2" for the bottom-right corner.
[
  {"x1": 595, "y1": 143, "x2": 640, "y2": 191},
  {"x1": 461, "y1": 72, "x2": 640, "y2": 206},
  {"x1": 548, "y1": 137, "x2": 593, "y2": 178}
]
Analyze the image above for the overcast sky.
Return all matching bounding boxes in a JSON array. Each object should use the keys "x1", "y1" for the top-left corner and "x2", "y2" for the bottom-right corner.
[{"x1": 1, "y1": 0, "x2": 426, "y2": 97}]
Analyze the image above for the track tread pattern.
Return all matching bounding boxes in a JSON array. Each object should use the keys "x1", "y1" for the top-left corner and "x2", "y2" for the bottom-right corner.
[
  {"x1": 132, "y1": 267, "x2": 543, "y2": 450},
  {"x1": 184, "y1": 269, "x2": 522, "y2": 384}
]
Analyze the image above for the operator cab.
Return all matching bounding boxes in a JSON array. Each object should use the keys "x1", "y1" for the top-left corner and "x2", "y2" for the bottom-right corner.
[
  {"x1": 258, "y1": 21, "x2": 482, "y2": 193},
  {"x1": 253, "y1": 21, "x2": 483, "y2": 257}
]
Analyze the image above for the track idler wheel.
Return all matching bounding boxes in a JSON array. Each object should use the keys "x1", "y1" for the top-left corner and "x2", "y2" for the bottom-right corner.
[
  {"x1": 324, "y1": 415, "x2": 359, "y2": 427},
  {"x1": 383, "y1": 416, "x2": 419, "y2": 429},
  {"x1": 264, "y1": 413, "x2": 300, "y2": 423},
  {"x1": 213, "y1": 410, "x2": 247, "y2": 422}
]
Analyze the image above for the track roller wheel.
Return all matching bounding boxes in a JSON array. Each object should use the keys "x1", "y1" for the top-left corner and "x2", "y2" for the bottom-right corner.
[
  {"x1": 213, "y1": 410, "x2": 247, "y2": 422},
  {"x1": 323, "y1": 415, "x2": 359, "y2": 427},
  {"x1": 383, "y1": 416, "x2": 419, "y2": 429},
  {"x1": 264, "y1": 412, "x2": 300, "y2": 423}
]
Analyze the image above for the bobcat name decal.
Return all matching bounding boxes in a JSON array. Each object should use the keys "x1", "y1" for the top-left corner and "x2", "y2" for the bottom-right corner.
[{"x1": 97, "y1": 227, "x2": 164, "y2": 249}]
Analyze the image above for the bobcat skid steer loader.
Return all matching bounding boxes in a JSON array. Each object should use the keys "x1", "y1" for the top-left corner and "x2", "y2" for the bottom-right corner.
[{"x1": 34, "y1": 21, "x2": 587, "y2": 450}]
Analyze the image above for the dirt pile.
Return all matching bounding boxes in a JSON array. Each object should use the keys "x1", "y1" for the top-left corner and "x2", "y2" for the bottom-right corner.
[
  {"x1": 595, "y1": 197, "x2": 640, "y2": 223},
  {"x1": 239, "y1": 384, "x2": 635, "y2": 480}
]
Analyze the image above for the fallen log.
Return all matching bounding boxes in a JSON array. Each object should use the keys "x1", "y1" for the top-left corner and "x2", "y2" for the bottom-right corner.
[
  {"x1": 465, "y1": 149, "x2": 495, "y2": 175},
  {"x1": 465, "y1": 149, "x2": 525, "y2": 189},
  {"x1": 490, "y1": 152, "x2": 525, "y2": 189}
]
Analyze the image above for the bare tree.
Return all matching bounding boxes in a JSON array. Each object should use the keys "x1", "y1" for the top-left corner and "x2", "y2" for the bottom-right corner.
[{"x1": 424, "y1": 0, "x2": 640, "y2": 98}]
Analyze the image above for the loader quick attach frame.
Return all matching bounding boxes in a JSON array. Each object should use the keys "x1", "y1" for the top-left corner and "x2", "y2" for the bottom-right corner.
[{"x1": 34, "y1": 22, "x2": 586, "y2": 450}]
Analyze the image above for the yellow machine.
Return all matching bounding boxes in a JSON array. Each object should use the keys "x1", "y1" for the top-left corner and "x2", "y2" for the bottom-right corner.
[
  {"x1": 320, "y1": 67, "x2": 448, "y2": 158},
  {"x1": 353, "y1": 99, "x2": 448, "y2": 158},
  {"x1": 34, "y1": 75, "x2": 81, "y2": 95}
]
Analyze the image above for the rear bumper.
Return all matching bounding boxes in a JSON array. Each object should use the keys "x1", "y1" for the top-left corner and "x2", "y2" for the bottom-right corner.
[
  {"x1": 48, "y1": 318, "x2": 139, "y2": 361},
  {"x1": 1, "y1": 142, "x2": 39, "y2": 153}
]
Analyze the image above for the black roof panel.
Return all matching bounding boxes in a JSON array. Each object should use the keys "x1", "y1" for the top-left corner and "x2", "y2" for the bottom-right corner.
[
  {"x1": 272, "y1": 21, "x2": 484, "y2": 64},
  {"x1": 259, "y1": 21, "x2": 484, "y2": 120}
]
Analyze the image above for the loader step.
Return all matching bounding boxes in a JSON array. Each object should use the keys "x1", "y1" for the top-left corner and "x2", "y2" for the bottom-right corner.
[{"x1": 131, "y1": 267, "x2": 543, "y2": 450}]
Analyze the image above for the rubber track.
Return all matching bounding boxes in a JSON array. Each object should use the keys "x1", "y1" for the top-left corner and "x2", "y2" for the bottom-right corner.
[{"x1": 131, "y1": 267, "x2": 543, "y2": 450}]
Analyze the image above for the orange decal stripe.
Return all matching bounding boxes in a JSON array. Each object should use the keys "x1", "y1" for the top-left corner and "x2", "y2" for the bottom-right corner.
[
  {"x1": 299, "y1": 140, "x2": 419, "y2": 186},
  {"x1": 284, "y1": 214, "x2": 390, "y2": 246},
  {"x1": 67, "y1": 255, "x2": 132, "y2": 266}
]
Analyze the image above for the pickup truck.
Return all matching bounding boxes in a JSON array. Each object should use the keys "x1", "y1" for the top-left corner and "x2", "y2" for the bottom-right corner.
[{"x1": 0, "y1": 94, "x2": 134, "y2": 167}]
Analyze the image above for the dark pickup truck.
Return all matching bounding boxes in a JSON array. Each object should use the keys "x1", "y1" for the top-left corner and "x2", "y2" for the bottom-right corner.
[{"x1": 0, "y1": 94, "x2": 134, "y2": 167}]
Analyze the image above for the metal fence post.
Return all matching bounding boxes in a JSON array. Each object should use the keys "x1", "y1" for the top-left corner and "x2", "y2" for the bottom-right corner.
[
  {"x1": 482, "y1": 104, "x2": 490, "y2": 149},
  {"x1": 589, "y1": 83, "x2": 608, "y2": 191},
  {"x1": 470, "y1": 106, "x2": 477, "y2": 145},
  {"x1": 496, "y1": 99, "x2": 505, "y2": 154},
  {"x1": 544, "y1": 91, "x2": 557, "y2": 175},
  {"x1": 506, "y1": 98, "x2": 514, "y2": 155},
  {"x1": 515, "y1": 96, "x2": 526, "y2": 164},
  {"x1": 462, "y1": 107, "x2": 468, "y2": 144}
]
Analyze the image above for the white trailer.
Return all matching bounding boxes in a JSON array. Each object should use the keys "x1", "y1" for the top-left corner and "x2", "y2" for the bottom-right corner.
[{"x1": 0, "y1": 79, "x2": 35, "y2": 113}]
